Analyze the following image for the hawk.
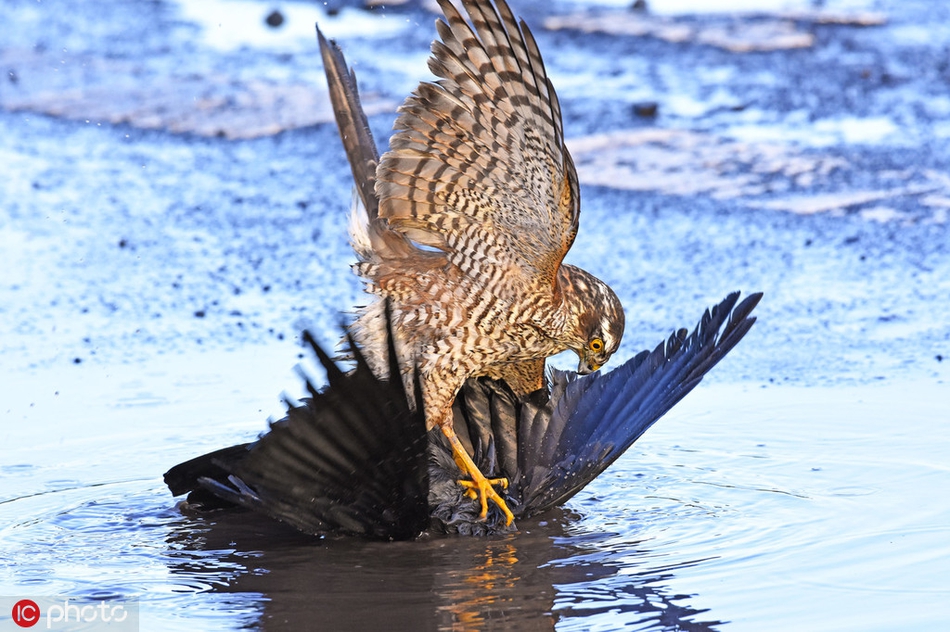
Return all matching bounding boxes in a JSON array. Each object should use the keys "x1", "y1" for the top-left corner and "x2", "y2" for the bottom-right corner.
[{"x1": 321, "y1": 0, "x2": 625, "y2": 525}]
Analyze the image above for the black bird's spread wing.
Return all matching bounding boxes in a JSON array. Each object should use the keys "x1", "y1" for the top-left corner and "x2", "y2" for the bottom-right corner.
[
  {"x1": 165, "y1": 311, "x2": 431, "y2": 541},
  {"x1": 510, "y1": 291, "x2": 762, "y2": 516}
]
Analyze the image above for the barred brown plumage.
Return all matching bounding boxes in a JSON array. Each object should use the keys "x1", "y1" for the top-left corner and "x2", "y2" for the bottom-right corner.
[{"x1": 321, "y1": 0, "x2": 625, "y2": 525}]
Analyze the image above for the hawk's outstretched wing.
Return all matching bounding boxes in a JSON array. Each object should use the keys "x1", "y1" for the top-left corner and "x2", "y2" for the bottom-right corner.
[
  {"x1": 376, "y1": 0, "x2": 580, "y2": 296},
  {"x1": 318, "y1": 28, "x2": 380, "y2": 220}
]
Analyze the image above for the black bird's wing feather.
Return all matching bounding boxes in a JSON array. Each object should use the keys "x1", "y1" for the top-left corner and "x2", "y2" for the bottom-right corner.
[
  {"x1": 166, "y1": 307, "x2": 430, "y2": 541},
  {"x1": 512, "y1": 291, "x2": 762, "y2": 516}
]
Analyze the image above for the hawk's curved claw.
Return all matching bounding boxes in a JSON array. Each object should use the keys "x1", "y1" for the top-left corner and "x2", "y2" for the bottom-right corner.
[
  {"x1": 457, "y1": 476, "x2": 514, "y2": 525},
  {"x1": 441, "y1": 425, "x2": 515, "y2": 526},
  {"x1": 458, "y1": 476, "x2": 513, "y2": 523}
]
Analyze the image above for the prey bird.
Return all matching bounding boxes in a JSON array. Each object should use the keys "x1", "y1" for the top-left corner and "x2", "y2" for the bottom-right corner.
[
  {"x1": 321, "y1": 0, "x2": 625, "y2": 525},
  {"x1": 164, "y1": 292, "x2": 762, "y2": 538}
]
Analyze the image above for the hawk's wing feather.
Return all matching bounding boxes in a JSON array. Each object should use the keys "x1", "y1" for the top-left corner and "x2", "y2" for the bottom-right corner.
[
  {"x1": 317, "y1": 27, "x2": 380, "y2": 220},
  {"x1": 376, "y1": 0, "x2": 579, "y2": 293}
]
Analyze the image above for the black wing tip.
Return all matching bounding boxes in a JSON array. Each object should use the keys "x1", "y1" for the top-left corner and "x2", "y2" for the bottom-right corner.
[
  {"x1": 733, "y1": 291, "x2": 764, "y2": 319},
  {"x1": 163, "y1": 443, "x2": 253, "y2": 497},
  {"x1": 302, "y1": 329, "x2": 348, "y2": 385}
]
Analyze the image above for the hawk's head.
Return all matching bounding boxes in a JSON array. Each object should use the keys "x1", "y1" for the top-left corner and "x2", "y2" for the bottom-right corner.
[{"x1": 557, "y1": 265, "x2": 625, "y2": 374}]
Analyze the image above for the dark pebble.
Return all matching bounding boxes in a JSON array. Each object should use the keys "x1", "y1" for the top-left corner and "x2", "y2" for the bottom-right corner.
[
  {"x1": 265, "y1": 10, "x2": 284, "y2": 28},
  {"x1": 632, "y1": 101, "x2": 658, "y2": 118}
]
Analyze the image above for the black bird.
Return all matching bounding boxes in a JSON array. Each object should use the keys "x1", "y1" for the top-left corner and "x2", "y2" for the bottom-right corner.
[{"x1": 165, "y1": 291, "x2": 761, "y2": 538}]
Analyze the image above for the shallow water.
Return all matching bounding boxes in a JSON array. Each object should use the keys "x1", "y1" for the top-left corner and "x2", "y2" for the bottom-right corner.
[
  {"x1": 3, "y1": 0, "x2": 950, "y2": 629},
  {"x1": 2, "y1": 360, "x2": 947, "y2": 630}
]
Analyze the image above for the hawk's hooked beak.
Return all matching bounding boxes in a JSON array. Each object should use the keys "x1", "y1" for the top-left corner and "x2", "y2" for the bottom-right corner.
[{"x1": 577, "y1": 358, "x2": 601, "y2": 375}]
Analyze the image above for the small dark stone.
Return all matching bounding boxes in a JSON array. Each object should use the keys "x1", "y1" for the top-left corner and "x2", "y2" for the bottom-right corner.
[
  {"x1": 262, "y1": 284, "x2": 271, "y2": 293},
  {"x1": 631, "y1": 0, "x2": 648, "y2": 10},
  {"x1": 8, "y1": 69, "x2": 17, "y2": 84},
  {"x1": 73, "y1": 357, "x2": 82, "y2": 364},
  {"x1": 265, "y1": 10, "x2": 284, "y2": 28},
  {"x1": 297, "y1": 200, "x2": 309, "y2": 209},
  {"x1": 194, "y1": 310, "x2": 206, "y2": 318},
  {"x1": 804, "y1": 239, "x2": 813, "y2": 247},
  {"x1": 632, "y1": 101, "x2": 658, "y2": 118},
  {"x1": 118, "y1": 238, "x2": 128, "y2": 248},
  {"x1": 937, "y1": 354, "x2": 944, "y2": 362}
]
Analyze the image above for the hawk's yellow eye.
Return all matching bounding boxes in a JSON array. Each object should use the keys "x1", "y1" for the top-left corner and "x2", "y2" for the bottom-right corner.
[{"x1": 589, "y1": 338, "x2": 604, "y2": 352}]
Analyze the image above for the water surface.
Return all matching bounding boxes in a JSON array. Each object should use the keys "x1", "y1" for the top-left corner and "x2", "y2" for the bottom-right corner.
[{"x1": 2, "y1": 361, "x2": 947, "y2": 630}]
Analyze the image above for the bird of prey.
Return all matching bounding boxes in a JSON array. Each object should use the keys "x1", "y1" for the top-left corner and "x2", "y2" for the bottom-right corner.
[
  {"x1": 164, "y1": 0, "x2": 765, "y2": 540},
  {"x1": 322, "y1": 0, "x2": 625, "y2": 525}
]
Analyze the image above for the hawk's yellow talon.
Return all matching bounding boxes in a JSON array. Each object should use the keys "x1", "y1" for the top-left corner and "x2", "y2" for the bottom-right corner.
[{"x1": 442, "y1": 425, "x2": 515, "y2": 526}]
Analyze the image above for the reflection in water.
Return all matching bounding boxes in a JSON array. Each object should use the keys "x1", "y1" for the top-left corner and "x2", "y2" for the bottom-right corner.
[{"x1": 163, "y1": 507, "x2": 721, "y2": 630}]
